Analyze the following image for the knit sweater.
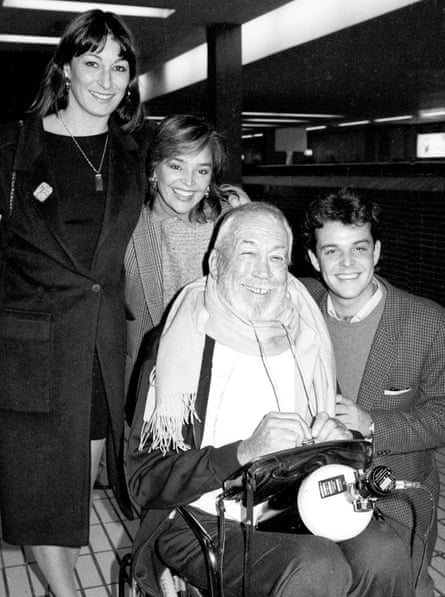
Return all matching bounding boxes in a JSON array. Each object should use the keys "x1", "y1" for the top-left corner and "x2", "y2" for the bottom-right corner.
[
  {"x1": 161, "y1": 217, "x2": 215, "y2": 309},
  {"x1": 324, "y1": 297, "x2": 385, "y2": 401}
]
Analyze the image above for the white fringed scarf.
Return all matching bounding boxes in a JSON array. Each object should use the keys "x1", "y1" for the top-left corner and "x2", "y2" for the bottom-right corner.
[{"x1": 139, "y1": 274, "x2": 336, "y2": 454}]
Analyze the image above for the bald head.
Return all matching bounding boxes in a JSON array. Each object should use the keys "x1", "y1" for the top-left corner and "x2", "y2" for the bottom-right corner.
[{"x1": 214, "y1": 202, "x2": 293, "y2": 263}]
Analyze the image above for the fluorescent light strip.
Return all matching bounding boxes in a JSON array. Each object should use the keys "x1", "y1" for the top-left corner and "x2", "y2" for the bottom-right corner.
[
  {"x1": 374, "y1": 115, "x2": 412, "y2": 122},
  {"x1": 3, "y1": 0, "x2": 175, "y2": 18},
  {"x1": 242, "y1": 123, "x2": 278, "y2": 128},
  {"x1": 305, "y1": 125, "x2": 327, "y2": 131},
  {"x1": 244, "y1": 118, "x2": 308, "y2": 124},
  {"x1": 242, "y1": 133, "x2": 264, "y2": 139},
  {"x1": 242, "y1": 112, "x2": 343, "y2": 119},
  {"x1": 419, "y1": 108, "x2": 445, "y2": 118},
  {"x1": 338, "y1": 120, "x2": 370, "y2": 127},
  {"x1": 0, "y1": 33, "x2": 60, "y2": 44}
]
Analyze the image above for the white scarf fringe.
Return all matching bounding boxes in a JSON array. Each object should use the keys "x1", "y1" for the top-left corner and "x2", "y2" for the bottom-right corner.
[{"x1": 139, "y1": 368, "x2": 199, "y2": 453}]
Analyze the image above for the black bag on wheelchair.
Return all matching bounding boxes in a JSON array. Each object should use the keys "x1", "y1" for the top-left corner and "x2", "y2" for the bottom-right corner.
[{"x1": 217, "y1": 439, "x2": 374, "y2": 597}]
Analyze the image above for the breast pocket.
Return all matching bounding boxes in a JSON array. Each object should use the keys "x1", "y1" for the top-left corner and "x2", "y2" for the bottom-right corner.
[
  {"x1": 383, "y1": 387, "x2": 413, "y2": 408},
  {"x1": 0, "y1": 309, "x2": 52, "y2": 413}
]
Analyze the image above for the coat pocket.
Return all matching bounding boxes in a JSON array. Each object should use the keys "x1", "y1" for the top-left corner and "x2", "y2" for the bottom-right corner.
[{"x1": 0, "y1": 308, "x2": 52, "y2": 413}]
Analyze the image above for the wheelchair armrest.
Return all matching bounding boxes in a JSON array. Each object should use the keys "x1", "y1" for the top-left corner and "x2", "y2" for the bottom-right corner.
[{"x1": 177, "y1": 506, "x2": 221, "y2": 597}]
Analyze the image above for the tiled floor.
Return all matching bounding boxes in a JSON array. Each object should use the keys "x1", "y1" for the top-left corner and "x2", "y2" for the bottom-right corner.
[
  {"x1": 0, "y1": 486, "x2": 139, "y2": 597},
  {"x1": 2, "y1": 448, "x2": 445, "y2": 596}
]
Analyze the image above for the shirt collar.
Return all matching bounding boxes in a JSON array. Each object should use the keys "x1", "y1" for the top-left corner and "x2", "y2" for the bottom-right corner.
[{"x1": 327, "y1": 278, "x2": 383, "y2": 323}]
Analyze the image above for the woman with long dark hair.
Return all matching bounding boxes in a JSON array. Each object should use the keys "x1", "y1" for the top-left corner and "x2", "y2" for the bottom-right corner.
[{"x1": 0, "y1": 9, "x2": 147, "y2": 595}]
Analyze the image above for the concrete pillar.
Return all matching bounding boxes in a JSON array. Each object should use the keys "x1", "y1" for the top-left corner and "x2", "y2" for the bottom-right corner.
[{"x1": 207, "y1": 24, "x2": 242, "y2": 184}]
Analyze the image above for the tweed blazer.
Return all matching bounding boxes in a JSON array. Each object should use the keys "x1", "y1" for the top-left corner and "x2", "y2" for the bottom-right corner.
[
  {"x1": 124, "y1": 206, "x2": 164, "y2": 385},
  {"x1": 302, "y1": 275, "x2": 445, "y2": 543}
]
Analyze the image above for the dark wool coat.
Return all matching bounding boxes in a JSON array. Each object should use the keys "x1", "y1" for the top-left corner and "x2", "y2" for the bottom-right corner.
[
  {"x1": 301, "y1": 276, "x2": 445, "y2": 548},
  {"x1": 0, "y1": 116, "x2": 147, "y2": 546}
]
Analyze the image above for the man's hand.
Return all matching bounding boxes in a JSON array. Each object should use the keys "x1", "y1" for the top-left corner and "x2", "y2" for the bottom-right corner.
[
  {"x1": 335, "y1": 394, "x2": 373, "y2": 437},
  {"x1": 310, "y1": 411, "x2": 352, "y2": 443},
  {"x1": 237, "y1": 412, "x2": 311, "y2": 465},
  {"x1": 237, "y1": 411, "x2": 352, "y2": 466}
]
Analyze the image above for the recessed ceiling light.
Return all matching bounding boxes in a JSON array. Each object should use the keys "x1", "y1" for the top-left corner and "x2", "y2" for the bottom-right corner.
[{"x1": 3, "y1": 1, "x2": 175, "y2": 18}]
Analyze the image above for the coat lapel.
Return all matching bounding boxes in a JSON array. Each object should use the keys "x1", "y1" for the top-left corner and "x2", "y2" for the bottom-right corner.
[
  {"x1": 94, "y1": 123, "x2": 143, "y2": 257},
  {"x1": 14, "y1": 118, "x2": 145, "y2": 276},
  {"x1": 13, "y1": 118, "x2": 80, "y2": 270}
]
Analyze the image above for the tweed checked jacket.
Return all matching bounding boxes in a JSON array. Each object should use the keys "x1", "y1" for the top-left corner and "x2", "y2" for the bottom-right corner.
[
  {"x1": 124, "y1": 206, "x2": 164, "y2": 386},
  {"x1": 302, "y1": 275, "x2": 445, "y2": 543}
]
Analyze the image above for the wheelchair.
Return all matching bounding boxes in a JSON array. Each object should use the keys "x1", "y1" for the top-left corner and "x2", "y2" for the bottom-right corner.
[
  {"x1": 119, "y1": 439, "x2": 373, "y2": 597},
  {"x1": 118, "y1": 506, "x2": 221, "y2": 597}
]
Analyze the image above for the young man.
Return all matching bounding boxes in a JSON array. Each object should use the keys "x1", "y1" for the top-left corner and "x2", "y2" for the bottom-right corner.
[
  {"x1": 127, "y1": 201, "x2": 414, "y2": 597},
  {"x1": 302, "y1": 188, "x2": 445, "y2": 597}
]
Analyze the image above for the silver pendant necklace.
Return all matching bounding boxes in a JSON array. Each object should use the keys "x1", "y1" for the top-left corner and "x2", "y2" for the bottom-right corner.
[{"x1": 58, "y1": 113, "x2": 109, "y2": 192}]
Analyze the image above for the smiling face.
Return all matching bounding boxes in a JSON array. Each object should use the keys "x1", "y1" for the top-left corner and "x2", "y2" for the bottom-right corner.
[
  {"x1": 153, "y1": 146, "x2": 213, "y2": 218},
  {"x1": 308, "y1": 220, "x2": 381, "y2": 316},
  {"x1": 210, "y1": 212, "x2": 289, "y2": 322},
  {"x1": 64, "y1": 35, "x2": 130, "y2": 127}
]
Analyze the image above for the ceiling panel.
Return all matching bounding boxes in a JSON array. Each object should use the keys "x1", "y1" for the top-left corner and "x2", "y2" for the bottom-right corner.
[{"x1": 0, "y1": 0, "x2": 444, "y2": 128}]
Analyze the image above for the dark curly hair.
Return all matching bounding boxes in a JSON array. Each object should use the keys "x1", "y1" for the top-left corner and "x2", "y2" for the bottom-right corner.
[{"x1": 302, "y1": 188, "x2": 381, "y2": 254}]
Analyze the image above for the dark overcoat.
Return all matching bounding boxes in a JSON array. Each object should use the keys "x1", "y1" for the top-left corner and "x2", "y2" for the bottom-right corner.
[{"x1": 0, "y1": 116, "x2": 147, "y2": 546}]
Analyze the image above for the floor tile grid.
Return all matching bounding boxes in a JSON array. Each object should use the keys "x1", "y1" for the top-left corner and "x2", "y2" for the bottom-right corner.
[
  {"x1": 2, "y1": 448, "x2": 445, "y2": 596},
  {"x1": 0, "y1": 487, "x2": 137, "y2": 597}
]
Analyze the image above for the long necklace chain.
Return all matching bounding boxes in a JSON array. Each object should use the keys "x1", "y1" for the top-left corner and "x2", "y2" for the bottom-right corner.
[{"x1": 58, "y1": 113, "x2": 109, "y2": 192}]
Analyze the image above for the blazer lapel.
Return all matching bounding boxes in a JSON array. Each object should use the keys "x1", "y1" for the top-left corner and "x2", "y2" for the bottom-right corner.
[
  {"x1": 132, "y1": 208, "x2": 164, "y2": 326},
  {"x1": 358, "y1": 280, "x2": 401, "y2": 409}
]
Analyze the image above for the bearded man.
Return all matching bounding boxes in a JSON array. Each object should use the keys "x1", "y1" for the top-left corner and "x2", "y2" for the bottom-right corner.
[{"x1": 126, "y1": 202, "x2": 414, "y2": 597}]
